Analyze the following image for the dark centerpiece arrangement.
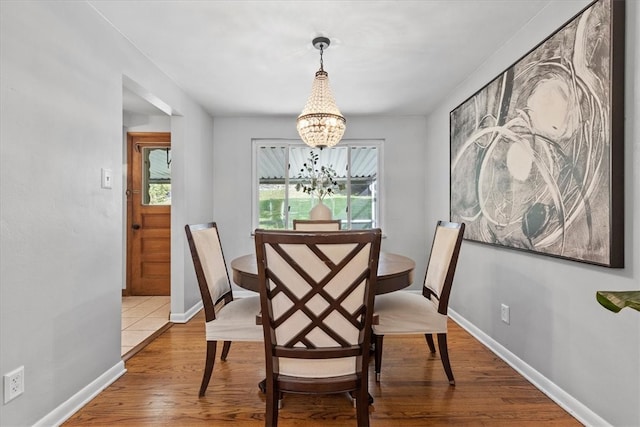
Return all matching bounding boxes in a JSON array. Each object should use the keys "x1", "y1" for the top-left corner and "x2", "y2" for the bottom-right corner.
[{"x1": 295, "y1": 151, "x2": 343, "y2": 219}]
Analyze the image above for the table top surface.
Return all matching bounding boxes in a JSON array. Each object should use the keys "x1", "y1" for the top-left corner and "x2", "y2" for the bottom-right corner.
[{"x1": 231, "y1": 252, "x2": 416, "y2": 295}]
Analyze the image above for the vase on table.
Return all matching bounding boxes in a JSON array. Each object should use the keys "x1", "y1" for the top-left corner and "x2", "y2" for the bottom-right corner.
[{"x1": 309, "y1": 200, "x2": 332, "y2": 220}]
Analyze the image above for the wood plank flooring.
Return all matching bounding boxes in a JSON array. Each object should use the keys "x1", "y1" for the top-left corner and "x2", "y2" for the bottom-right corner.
[{"x1": 64, "y1": 311, "x2": 579, "y2": 426}]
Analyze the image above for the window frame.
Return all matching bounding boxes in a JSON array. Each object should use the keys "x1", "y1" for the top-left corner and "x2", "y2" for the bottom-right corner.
[{"x1": 252, "y1": 138, "x2": 384, "y2": 232}]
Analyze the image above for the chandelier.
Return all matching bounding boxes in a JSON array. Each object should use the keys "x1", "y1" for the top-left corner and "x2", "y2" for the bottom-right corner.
[{"x1": 296, "y1": 37, "x2": 346, "y2": 149}]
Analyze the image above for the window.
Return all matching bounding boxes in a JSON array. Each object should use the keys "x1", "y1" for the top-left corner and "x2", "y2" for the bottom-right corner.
[
  {"x1": 143, "y1": 147, "x2": 171, "y2": 205},
  {"x1": 253, "y1": 140, "x2": 382, "y2": 230}
]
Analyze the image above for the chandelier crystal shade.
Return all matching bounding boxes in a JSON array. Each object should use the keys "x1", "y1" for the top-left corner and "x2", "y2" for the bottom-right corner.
[{"x1": 296, "y1": 37, "x2": 346, "y2": 149}]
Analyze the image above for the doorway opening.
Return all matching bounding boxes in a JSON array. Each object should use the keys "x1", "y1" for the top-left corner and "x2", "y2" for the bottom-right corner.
[
  {"x1": 122, "y1": 132, "x2": 172, "y2": 359},
  {"x1": 126, "y1": 132, "x2": 171, "y2": 296}
]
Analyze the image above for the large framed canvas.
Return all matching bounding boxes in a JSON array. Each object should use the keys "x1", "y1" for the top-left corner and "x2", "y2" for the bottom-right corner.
[{"x1": 450, "y1": 0, "x2": 625, "y2": 267}]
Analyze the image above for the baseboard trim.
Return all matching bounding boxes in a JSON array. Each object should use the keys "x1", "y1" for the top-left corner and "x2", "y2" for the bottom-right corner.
[
  {"x1": 169, "y1": 300, "x2": 203, "y2": 323},
  {"x1": 448, "y1": 308, "x2": 610, "y2": 427},
  {"x1": 33, "y1": 360, "x2": 126, "y2": 427}
]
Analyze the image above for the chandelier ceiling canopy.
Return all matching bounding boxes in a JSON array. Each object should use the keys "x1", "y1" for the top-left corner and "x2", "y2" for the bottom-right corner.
[{"x1": 296, "y1": 37, "x2": 346, "y2": 149}]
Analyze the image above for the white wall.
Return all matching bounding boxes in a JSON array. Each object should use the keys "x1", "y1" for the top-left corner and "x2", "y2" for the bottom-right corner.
[
  {"x1": 173, "y1": 110, "x2": 215, "y2": 316},
  {"x1": 212, "y1": 116, "x2": 430, "y2": 291},
  {"x1": 123, "y1": 112, "x2": 171, "y2": 132},
  {"x1": 425, "y1": 1, "x2": 639, "y2": 425},
  {"x1": 0, "y1": 2, "x2": 213, "y2": 425}
]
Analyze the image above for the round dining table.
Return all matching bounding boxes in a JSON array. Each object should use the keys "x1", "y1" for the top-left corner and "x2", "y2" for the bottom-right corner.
[{"x1": 230, "y1": 252, "x2": 416, "y2": 294}]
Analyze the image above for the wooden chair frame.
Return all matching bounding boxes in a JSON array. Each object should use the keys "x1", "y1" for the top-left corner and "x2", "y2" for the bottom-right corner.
[
  {"x1": 255, "y1": 229, "x2": 382, "y2": 427},
  {"x1": 185, "y1": 222, "x2": 262, "y2": 396},
  {"x1": 373, "y1": 221, "x2": 465, "y2": 385}
]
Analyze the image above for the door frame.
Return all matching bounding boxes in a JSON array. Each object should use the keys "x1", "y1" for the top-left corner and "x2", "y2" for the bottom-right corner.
[{"x1": 125, "y1": 132, "x2": 172, "y2": 296}]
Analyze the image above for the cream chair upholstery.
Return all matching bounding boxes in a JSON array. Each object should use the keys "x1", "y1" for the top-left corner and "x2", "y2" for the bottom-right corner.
[
  {"x1": 254, "y1": 229, "x2": 382, "y2": 427},
  {"x1": 185, "y1": 222, "x2": 263, "y2": 396},
  {"x1": 292, "y1": 219, "x2": 341, "y2": 231},
  {"x1": 372, "y1": 221, "x2": 465, "y2": 385}
]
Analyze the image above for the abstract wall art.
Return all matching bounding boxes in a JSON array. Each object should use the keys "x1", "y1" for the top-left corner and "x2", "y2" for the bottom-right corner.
[{"x1": 450, "y1": 0, "x2": 625, "y2": 267}]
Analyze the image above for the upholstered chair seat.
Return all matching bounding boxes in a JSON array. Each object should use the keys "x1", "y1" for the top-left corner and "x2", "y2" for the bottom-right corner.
[
  {"x1": 204, "y1": 296, "x2": 263, "y2": 342},
  {"x1": 372, "y1": 291, "x2": 447, "y2": 335}
]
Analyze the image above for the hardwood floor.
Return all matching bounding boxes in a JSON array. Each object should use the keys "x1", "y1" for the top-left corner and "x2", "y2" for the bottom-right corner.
[{"x1": 65, "y1": 311, "x2": 579, "y2": 426}]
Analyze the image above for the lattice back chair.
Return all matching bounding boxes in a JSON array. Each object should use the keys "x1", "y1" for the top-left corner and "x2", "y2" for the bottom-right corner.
[
  {"x1": 292, "y1": 219, "x2": 342, "y2": 231},
  {"x1": 255, "y1": 229, "x2": 382, "y2": 427},
  {"x1": 372, "y1": 221, "x2": 465, "y2": 385},
  {"x1": 185, "y1": 222, "x2": 263, "y2": 396}
]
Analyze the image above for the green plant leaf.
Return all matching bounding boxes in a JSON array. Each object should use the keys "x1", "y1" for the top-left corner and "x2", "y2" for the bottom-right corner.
[{"x1": 596, "y1": 291, "x2": 640, "y2": 313}]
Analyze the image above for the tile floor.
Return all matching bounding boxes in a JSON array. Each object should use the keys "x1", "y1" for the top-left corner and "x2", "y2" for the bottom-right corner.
[{"x1": 121, "y1": 296, "x2": 171, "y2": 357}]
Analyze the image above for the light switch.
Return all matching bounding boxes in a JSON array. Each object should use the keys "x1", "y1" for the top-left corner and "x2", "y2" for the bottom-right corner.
[{"x1": 101, "y1": 168, "x2": 113, "y2": 189}]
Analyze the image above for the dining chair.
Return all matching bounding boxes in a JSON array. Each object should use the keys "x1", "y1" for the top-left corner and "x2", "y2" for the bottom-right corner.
[
  {"x1": 254, "y1": 229, "x2": 382, "y2": 427},
  {"x1": 372, "y1": 220, "x2": 465, "y2": 385},
  {"x1": 185, "y1": 222, "x2": 263, "y2": 396},
  {"x1": 292, "y1": 219, "x2": 342, "y2": 231}
]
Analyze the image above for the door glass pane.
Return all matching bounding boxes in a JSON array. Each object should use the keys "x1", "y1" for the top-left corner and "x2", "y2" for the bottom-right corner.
[
  {"x1": 143, "y1": 147, "x2": 171, "y2": 205},
  {"x1": 257, "y1": 146, "x2": 286, "y2": 229}
]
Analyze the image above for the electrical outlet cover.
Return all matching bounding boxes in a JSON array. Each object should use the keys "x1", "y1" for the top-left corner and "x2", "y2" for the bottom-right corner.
[
  {"x1": 501, "y1": 304, "x2": 510, "y2": 324},
  {"x1": 4, "y1": 366, "x2": 24, "y2": 403}
]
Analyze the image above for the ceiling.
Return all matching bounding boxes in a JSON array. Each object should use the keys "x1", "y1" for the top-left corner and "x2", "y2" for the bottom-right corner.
[
  {"x1": 122, "y1": 86, "x2": 168, "y2": 115},
  {"x1": 91, "y1": 0, "x2": 552, "y2": 118}
]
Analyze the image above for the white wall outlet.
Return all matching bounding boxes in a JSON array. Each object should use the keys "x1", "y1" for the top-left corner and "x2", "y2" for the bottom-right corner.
[
  {"x1": 501, "y1": 304, "x2": 510, "y2": 325},
  {"x1": 101, "y1": 168, "x2": 113, "y2": 189},
  {"x1": 4, "y1": 366, "x2": 24, "y2": 403}
]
